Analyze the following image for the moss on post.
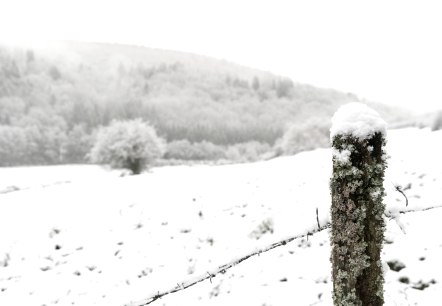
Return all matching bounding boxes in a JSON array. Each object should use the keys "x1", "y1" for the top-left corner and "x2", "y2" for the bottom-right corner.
[{"x1": 330, "y1": 103, "x2": 387, "y2": 306}]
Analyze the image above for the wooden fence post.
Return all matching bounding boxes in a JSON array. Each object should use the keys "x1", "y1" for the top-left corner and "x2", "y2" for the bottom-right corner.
[{"x1": 330, "y1": 103, "x2": 387, "y2": 305}]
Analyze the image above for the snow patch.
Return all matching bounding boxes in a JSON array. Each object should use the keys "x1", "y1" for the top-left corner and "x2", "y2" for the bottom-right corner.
[
  {"x1": 330, "y1": 102, "x2": 387, "y2": 140},
  {"x1": 332, "y1": 148, "x2": 351, "y2": 164}
]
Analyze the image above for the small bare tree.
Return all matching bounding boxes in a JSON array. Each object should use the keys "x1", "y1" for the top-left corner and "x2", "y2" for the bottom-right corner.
[{"x1": 330, "y1": 103, "x2": 387, "y2": 305}]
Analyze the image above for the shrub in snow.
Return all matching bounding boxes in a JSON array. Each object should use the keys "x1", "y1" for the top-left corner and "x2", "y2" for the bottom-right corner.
[
  {"x1": 280, "y1": 119, "x2": 330, "y2": 155},
  {"x1": 330, "y1": 103, "x2": 387, "y2": 306},
  {"x1": 89, "y1": 119, "x2": 164, "y2": 174},
  {"x1": 0, "y1": 253, "x2": 10, "y2": 267},
  {"x1": 431, "y1": 110, "x2": 442, "y2": 131},
  {"x1": 249, "y1": 218, "x2": 274, "y2": 240}
]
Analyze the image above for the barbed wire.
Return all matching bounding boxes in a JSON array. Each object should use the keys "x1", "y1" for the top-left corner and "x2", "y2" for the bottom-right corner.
[
  {"x1": 385, "y1": 205, "x2": 442, "y2": 218},
  {"x1": 124, "y1": 218, "x2": 330, "y2": 306}
]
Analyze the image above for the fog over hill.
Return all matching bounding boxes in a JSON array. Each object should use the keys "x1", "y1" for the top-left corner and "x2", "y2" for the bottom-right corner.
[{"x1": 0, "y1": 41, "x2": 410, "y2": 166}]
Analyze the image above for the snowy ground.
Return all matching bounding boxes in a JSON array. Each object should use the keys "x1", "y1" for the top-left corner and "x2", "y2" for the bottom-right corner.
[{"x1": 1, "y1": 128, "x2": 441, "y2": 306}]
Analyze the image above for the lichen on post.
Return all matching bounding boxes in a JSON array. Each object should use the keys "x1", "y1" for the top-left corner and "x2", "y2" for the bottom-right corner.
[{"x1": 330, "y1": 103, "x2": 387, "y2": 306}]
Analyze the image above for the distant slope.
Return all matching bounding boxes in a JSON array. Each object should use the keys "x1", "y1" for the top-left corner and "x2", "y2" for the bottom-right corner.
[
  {"x1": 53, "y1": 41, "x2": 275, "y2": 81},
  {"x1": 0, "y1": 41, "x2": 410, "y2": 165}
]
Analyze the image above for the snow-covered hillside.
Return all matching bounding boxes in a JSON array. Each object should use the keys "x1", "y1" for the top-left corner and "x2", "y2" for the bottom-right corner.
[{"x1": 1, "y1": 128, "x2": 441, "y2": 306}]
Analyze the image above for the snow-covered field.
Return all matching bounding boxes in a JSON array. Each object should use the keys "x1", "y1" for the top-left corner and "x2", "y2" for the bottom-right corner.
[{"x1": 1, "y1": 128, "x2": 442, "y2": 306}]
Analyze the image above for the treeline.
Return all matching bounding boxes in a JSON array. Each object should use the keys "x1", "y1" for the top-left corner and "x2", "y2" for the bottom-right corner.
[{"x1": 0, "y1": 43, "x2": 360, "y2": 166}]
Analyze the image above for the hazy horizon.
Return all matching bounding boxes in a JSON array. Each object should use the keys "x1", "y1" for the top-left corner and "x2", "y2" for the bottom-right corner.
[{"x1": 1, "y1": 0, "x2": 441, "y2": 113}]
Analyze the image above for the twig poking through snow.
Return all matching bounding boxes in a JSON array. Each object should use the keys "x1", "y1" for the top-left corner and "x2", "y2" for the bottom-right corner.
[
  {"x1": 393, "y1": 184, "x2": 409, "y2": 207},
  {"x1": 316, "y1": 208, "x2": 320, "y2": 230}
]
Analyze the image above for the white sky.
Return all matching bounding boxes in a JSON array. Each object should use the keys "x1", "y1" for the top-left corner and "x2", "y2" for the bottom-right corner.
[{"x1": 1, "y1": 0, "x2": 441, "y2": 113}]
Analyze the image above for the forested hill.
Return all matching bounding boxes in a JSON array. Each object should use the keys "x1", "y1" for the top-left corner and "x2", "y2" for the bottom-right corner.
[{"x1": 0, "y1": 41, "x2": 407, "y2": 166}]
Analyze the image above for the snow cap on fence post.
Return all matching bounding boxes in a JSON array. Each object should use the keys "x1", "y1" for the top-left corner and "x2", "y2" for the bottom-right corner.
[
  {"x1": 330, "y1": 102, "x2": 387, "y2": 141},
  {"x1": 330, "y1": 102, "x2": 387, "y2": 306}
]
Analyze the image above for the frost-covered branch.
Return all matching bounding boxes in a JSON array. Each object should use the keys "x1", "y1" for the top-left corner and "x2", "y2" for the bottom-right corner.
[{"x1": 124, "y1": 222, "x2": 331, "y2": 306}]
